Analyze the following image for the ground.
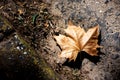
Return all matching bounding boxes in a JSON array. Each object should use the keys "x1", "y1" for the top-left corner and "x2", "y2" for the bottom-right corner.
[{"x1": 0, "y1": 0, "x2": 120, "y2": 80}]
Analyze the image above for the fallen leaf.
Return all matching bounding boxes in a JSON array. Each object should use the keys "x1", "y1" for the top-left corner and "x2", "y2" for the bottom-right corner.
[{"x1": 54, "y1": 22, "x2": 101, "y2": 61}]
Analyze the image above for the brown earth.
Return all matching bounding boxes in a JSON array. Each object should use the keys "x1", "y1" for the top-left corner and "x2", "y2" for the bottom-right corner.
[{"x1": 0, "y1": 0, "x2": 120, "y2": 80}]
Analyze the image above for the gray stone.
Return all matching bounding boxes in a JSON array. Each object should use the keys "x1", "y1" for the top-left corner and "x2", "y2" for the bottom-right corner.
[{"x1": 111, "y1": 54, "x2": 119, "y2": 60}]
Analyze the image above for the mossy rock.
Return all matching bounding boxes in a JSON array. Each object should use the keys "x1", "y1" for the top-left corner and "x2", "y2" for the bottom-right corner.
[{"x1": 0, "y1": 16, "x2": 60, "y2": 80}]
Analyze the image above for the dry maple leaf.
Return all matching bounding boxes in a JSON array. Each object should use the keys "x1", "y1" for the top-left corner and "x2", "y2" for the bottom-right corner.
[{"x1": 54, "y1": 22, "x2": 101, "y2": 61}]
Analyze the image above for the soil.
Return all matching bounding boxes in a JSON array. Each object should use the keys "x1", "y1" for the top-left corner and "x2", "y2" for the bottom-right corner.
[{"x1": 0, "y1": 0, "x2": 120, "y2": 80}]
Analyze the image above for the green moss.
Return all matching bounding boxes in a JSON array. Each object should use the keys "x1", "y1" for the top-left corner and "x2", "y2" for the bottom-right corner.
[
  {"x1": 0, "y1": 16, "x2": 13, "y2": 31},
  {"x1": 16, "y1": 34, "x2": 60, "y2": 80}
]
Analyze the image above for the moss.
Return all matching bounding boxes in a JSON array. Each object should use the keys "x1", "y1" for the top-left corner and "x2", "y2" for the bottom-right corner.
[
  {"x1": 0, "y1": 16, "x2": 13, "y2": 32},
  {"x1": 0, "y1": 16, "x2": 60, "y2": 80},
  {"x1": 16, "y1": 34, "x2": 60, "y2": 80}
]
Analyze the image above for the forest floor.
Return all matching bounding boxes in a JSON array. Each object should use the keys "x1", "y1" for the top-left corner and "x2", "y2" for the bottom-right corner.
[{"x1": 0, "y1": 0, "x2": 120, "y2": 80}]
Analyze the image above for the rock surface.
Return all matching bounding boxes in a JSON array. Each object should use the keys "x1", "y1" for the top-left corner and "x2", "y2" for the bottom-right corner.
[{"x1": 48, "y1": 0, "x2": 120, "y2": 80}]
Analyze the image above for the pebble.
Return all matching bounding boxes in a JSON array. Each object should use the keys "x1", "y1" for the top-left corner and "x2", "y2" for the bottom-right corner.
[
  {"x1": 14, "y1": 35, "x2": 18, "y2": 39},
  {"x1": 16, "y1": 46, "x2": 20, "y2": 50},
  {"x1": 111, "y1": 54, "x2": 119, "y2": 59},
  {"x1": 113, "y1": 32, "x2": 119, "y2": 40},
  {"x1": 99, "y1": 10, "x2": 102, "y2": 13},
  {"x1": 20, "y1": 46, "x2": 24, "y2": 50},
  {"x1": 115, "y1": 12, "x2": 120, "y2": 16},
  {"x1": 23, "y1": 52, "x2": 27, "y2": 54}
]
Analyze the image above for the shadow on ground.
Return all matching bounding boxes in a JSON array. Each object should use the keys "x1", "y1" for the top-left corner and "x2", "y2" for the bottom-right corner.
[{"x1": 63, "y1": 51, "x2": 101, "y2": 69}]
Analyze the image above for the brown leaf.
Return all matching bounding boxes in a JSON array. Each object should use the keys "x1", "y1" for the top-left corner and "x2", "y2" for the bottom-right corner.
[{"x1": 54, "y1": 22, "x2": 101, "y2": 61}]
